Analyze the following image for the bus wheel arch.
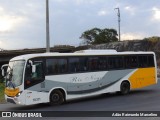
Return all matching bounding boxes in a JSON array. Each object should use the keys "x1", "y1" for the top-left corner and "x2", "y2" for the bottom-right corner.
[
  {"x1": 49, "y1": 88, "x2": 66, "y2": 105},
  {"x1": 120, "y1": 80, "x2": 130, "y2": 95}
]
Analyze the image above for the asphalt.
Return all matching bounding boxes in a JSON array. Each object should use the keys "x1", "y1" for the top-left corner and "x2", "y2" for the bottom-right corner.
[{"x1": 0, "y1": 78, "x2": 159, "y2": 120}]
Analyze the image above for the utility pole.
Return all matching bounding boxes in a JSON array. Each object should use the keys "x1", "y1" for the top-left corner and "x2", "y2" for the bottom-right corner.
[
  {"x1": 114, "y1": 8, "x2": 121, "y2": 41},
  {"x1": 46, "y1": 0, "x2": 50, "y2": 52}
]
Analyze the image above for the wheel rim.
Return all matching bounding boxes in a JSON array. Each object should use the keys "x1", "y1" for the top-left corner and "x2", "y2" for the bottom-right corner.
[
  {"x1": 50, "y1": 90, "x2": 64, "y2": 105},
  {"x1": 52, "y1": 93, "x2": 60, "y2": 102}
]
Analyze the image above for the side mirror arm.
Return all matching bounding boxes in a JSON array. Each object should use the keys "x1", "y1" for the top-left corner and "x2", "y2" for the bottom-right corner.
[{"x1": 1, "y1": 64, "x2": 8, "y2": 76}]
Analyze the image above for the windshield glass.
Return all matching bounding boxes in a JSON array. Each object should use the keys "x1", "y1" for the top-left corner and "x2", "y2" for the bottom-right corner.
[{"x1": 6, "y1": 60, "x2": 25, "y2": 87}]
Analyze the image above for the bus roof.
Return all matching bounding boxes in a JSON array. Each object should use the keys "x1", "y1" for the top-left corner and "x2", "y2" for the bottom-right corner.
[{"x1": 10, "y1": 50, "x2": 155, "y2": 61}]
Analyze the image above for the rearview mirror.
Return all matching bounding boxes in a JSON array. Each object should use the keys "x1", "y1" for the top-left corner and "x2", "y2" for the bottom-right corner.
[
  {"x1": 1, "y1": 64, "x2": 8, "y2": 77},
  {"x1": 2, "y1": 69, "x2": 4, "y2": 76},
  {"x1": 32, "y1": 65, "x2": 36, "y2": 73}
]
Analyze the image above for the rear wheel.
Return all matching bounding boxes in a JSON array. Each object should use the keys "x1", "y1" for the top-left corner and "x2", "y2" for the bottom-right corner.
[
  {"x1": 120, "y1": 81, "x2": 130, "y2": 95},
  {"x1": 50, "y1": 90, "x2": 64, "y2": 105}
]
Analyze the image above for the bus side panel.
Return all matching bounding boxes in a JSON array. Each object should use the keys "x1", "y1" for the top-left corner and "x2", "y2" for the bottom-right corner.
[{"x1": 128, "y1": 67, "x2": 157, "y2": 89}]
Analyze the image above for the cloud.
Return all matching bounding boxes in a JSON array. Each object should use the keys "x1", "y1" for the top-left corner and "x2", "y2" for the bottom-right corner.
[
  {"x1": 0, "y1": 15, "x2": 25, "y2": 33},
  {"x1": 74, "y1": 0, "x2": 97, "y2": 5},
  {"x1": 97, "y1": 10, "x2": 108, "y2": 16},
  {"x1": 152, "y1": 7, "x2": 160, "y2": 21},
  {"x1": 53, "y1": 0, "x2": 97, "y2": 5},
  {"x1": 124, "y1": 5, "x2": 136, "y2": 15},
  {"x1": 0, "y1": 0, "x2": 159, "y2": 50},
  {"x1": 121, "y1": 33, "x2": 145, "y2": 40},
  {"x1": 0, "y1": 1, "x2": 46, "y2": 49},
  {"x1": 54, "y1": 0, "x2": 67, "y2": 2},
  {"x1": 0, "y1": 6, "x2": 26, "y2": 33}
]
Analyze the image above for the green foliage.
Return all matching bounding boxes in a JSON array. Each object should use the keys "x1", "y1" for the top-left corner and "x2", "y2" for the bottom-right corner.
[
  {"x1": 0, "y1": 76, "x2": 4, "y2": 83},
  {"x1": 0, "y1": 83, "x2": 5, "y2": 103},
  {"x1": 80, "y1": 28, "x2": 118, "y2": 45},
  {"x1": 53, "y1": 45, "x2": 75, "y2": 49},
  {"x1": 143, "y1": 36, "x2": 160, "y2": 43}
]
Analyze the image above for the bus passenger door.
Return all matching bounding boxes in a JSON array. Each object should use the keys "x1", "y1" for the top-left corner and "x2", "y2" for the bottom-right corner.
[{"x1": 24, "y1": 59, "x2": 46, "y2": 105}]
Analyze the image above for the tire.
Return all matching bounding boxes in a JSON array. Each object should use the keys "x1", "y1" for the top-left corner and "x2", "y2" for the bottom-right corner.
[
  {"x1": 120, "y1": 81, "x2": 130, "y2": 95},
  {"x1": 50, "y1": 90, "x2": 64, "y2": 105}
]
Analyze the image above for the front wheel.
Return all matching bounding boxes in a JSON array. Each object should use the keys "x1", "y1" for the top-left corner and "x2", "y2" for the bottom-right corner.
[
  {"x1": 120, "y1": 81, "x2": 130, "y2": 95},
  {"x1": 50, "y1": 90, "x2": 64, "y2": 105}
]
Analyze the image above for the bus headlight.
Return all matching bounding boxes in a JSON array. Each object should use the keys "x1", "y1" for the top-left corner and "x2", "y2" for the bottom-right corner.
[{"x1": 16, "y1": 91, "x2": 23, "y2": 97}]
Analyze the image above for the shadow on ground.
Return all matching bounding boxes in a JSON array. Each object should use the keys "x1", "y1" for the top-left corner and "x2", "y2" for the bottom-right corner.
[{"x1": 7, "y1": 89, "x2": 156, "y2": 111}]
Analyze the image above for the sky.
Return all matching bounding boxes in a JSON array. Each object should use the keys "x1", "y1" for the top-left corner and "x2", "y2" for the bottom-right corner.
[{"x1": 0, "y1": 0, "x2": 160, "y2": 50}]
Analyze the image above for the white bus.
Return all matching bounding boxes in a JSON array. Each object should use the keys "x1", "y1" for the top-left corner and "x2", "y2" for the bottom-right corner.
[{"x1": 2, "y1": 50, "x2": 157, "y2": 105}]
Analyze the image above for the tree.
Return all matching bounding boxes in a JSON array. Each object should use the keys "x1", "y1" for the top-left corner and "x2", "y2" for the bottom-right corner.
[
  {"x1": 80, "y1": 28, "x2": 118, "y2": 45},
  {"x1": 143, "y1": 36, "x2": 160, "y2": 42}
]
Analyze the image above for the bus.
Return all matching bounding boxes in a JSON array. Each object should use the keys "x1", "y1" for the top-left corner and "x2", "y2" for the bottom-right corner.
[{"x1": 2, "y1": 50, "x2": 157, "y2": 105}]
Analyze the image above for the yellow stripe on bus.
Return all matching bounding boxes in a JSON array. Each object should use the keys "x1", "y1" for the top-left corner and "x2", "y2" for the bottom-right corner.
[
  {"x1": 129, "y1": 67, "x2": 156, "y2": 89},
  {"x1": 5, "y1": 88, "x2": 20, "y2": 97}
]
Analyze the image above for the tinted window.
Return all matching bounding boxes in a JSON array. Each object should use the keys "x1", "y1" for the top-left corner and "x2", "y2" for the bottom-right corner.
[
  {"x1": 88, "y1": 57, "x2": 99, "y2": 71},
  {"x1": 69, "y1": 57, "x2": 87, "y2": 72},
  {"x1": 108, "y1": 57, "x2": 123, "y2": 69},
  {"x1": 138, "y1": 56, "x2": 148, "y2": 68},
  {"x1": 148, "y1": 55, "x2": 155, "y2": 67},
  {"x1": 99, "y1": 57, "x2": 108, "y2": 70},
  {"x1": 46, "y1": 58, "x2": 67, "y2": 75},
  {"x1": 124, "y1": 56, "x2": 138, "y2": 68}
]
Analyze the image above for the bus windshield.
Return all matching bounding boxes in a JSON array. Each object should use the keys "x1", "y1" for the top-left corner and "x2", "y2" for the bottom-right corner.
[{"x1": 6, "y1": 60, "x2": 25, "y2": 87}]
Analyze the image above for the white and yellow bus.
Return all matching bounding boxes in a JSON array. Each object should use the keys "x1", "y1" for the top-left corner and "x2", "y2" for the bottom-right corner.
[{"x1": 2, "y1": 50, "x2": 157, "y2": 105}]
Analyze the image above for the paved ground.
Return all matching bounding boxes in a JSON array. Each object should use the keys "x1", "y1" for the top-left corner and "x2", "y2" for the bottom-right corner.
[{"x1": 0, "y1": 78, "x2": 159, "y2": 120}]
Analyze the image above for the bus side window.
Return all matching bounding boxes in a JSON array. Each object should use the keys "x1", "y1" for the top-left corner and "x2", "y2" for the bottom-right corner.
[
  {"x1": 130, "y1": 56, "x2": 138, "y2": 68},
  {"x1": 148, "y1": 56, "x2": 155, "y2": 67},
  {"x1": 108, "y1": 57, "x2": 114, "y2": 69},
  {"x1": 79, "y1": 58, "x2": 88, "y2": 71},
  {"x1": 99, "y1": 57, "x2": 107, "y2": 70},
  {"x1": 108, "y1": 57, "x2": 123, "y2": 69},
  {"x1": 88, "y1": 57, "x2": 99, "y2": 71},
  {"x1": 69, "y1": 58, "x2": 79, "y2": 72},
  {"x1": 46, "y1": 58, "x2": 67, "y2": 75},
  {"x1": 124, "y1": 56, "x2": 138, "y2": 68},
  {"x1": 69, "y1": 57, "x2": 88, "y2": 73},
  {"x1": 138, "y1": 56, "x2": 148, "y2": 68}
]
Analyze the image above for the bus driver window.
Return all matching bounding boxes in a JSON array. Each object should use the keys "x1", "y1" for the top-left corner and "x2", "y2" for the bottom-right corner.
[{"x1": 25, "y1": 60, "x2": 44, "y2": 88}]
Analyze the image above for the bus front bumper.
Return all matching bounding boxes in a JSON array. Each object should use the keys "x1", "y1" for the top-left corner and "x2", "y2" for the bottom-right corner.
[{"x1": 5, "y1": 95, "x2": 25, "y2": 105}]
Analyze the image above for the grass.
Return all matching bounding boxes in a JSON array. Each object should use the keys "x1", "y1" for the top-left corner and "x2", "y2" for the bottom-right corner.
[{"x1": 0, "y1": 83, "x2": 5, "y2": 103}]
